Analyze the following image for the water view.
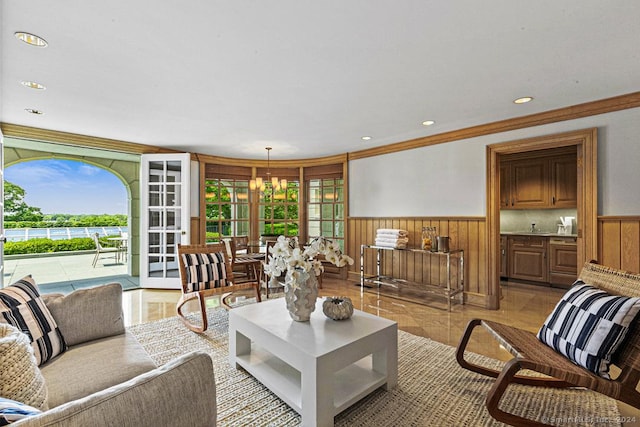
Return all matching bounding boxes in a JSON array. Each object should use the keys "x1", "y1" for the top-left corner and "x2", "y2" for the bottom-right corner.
[{"x1": 5, "y1": 227, "x2": 128, "y2": 242}]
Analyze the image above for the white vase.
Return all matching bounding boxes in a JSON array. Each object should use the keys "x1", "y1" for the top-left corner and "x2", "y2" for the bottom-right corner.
[{"x1": 284, "y1": 269, "x2": 319, "y2": 321}]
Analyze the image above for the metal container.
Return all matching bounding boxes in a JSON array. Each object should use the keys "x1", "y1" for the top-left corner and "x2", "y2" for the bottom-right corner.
[{"x1": 437, "y1": 236, "x2": 450, "y2": 253}]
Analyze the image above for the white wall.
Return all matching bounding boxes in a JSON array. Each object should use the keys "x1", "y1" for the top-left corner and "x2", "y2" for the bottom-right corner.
[{"x1": 349, "y1": 107, "x2": 640, "y2": 217}]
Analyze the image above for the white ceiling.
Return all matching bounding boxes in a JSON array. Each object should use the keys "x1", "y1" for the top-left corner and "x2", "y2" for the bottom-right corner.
[{"x1": 1, "y1": 1, "x2": 639, "y2": 160}]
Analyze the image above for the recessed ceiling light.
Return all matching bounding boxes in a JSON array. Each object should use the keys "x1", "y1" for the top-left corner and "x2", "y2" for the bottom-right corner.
[
  {"x1": 20, "y1": 80, "x2": 46, "y2": 90},
  {"x1": 14, "y1": 32, "x2": 48, "y2": 47},
  {"x1": 361, "y1": 136, "x2": 372, "y2": 141},
  {"x1": 514, "y1": 96, "x2": 533, "y2": 104},
  {"x1": 25, "y1": 108, "x2": 44, "y2": 115},
  {"x1": 422, "y1": 120, "x2": 435, "y2": 126}
]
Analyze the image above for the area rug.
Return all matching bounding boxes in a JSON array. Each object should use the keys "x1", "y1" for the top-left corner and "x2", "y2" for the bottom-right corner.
[{"x1": 128, "y1": 308, "x2": 621, "y2": 427}]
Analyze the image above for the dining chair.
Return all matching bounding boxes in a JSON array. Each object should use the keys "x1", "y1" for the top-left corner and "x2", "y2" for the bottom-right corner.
[{"x1": 177, "y1": 243, "x2": 262, "y2": 333}]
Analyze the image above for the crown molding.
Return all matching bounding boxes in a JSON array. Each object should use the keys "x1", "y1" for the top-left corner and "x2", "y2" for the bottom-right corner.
[{"x1": 348, "y1": 91, "x2": 640, "y2": 160}]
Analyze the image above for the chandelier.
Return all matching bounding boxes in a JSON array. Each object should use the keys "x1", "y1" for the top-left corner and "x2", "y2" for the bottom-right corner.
[{"x1": 250, "y1": 147, "x2": 287, "y2": 192}]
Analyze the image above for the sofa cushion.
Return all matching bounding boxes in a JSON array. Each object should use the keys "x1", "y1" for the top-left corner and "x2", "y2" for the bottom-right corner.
[
  {"x1": 0, "y1": 276, "x2": 66, "y2": 366},
  {"x1": 18, "y1": 352, "x2": 216, "y2": 427},
  {"x1": 0, "y1": 397, "x2": 42, "y2": 425},
  {"x1": 39, "y1": 332, "x2": 156, "y2": 408},
  {"x1": 43, "y1": 283, "x2": 125, "y2": 347},
  {"x1": 537, "y1": 280, "x2": 640, "y2": 378},
  {"x1": 0, "y1": 324, "x2": 48, "y2": 410}
]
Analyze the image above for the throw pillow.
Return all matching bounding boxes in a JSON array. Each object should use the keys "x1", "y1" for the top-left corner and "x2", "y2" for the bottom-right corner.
[
  {"x1": 0, "y1": 276, "x2": 66, "y2": 366},
  {"x1": 537, "y1": 280, "x2": 640, "y2": 378},
  {"x1": 44, "y1": 283, "x2": 125, "y2": 347},
  {"x1": 0, "y1": 324, "x2": 48, "y2": 410},
  {"x1": 181, "y1": 252, "x2": 231, "y2": 292},
  {"x1": 0, "y1": 397, "x2": 42, "y2": 425}
]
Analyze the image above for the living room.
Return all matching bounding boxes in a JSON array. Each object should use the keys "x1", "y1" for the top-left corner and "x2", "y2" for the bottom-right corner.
[{"x1": 2, "y1": 1, "x2": 640, "y2": 426}]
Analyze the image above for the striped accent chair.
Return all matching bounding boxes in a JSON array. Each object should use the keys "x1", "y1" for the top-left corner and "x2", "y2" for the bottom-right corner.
[
  {"x1": 177, "y1": 243, "x2": 261, "y2": 333},
  {"x1": 456, "y1": 261, "x2": 640, "y2": 426}
]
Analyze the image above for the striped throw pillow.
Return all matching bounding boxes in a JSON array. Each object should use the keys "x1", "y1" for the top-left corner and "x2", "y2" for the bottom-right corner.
[
  {"x1": 537, "y1": 280, "x2": 640, "y2": 378},
  {"x1": 0, "y1": 397, "x2": 42, "y2": 425},
  {"x1": 181, "y1": 252, "x2": 231, "y2": 292},
  {"x1": 0, "y1": 276, "x2": 67, "y2": 366}
]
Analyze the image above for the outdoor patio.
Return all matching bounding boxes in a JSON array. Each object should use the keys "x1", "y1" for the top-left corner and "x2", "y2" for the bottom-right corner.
[{"x1": 3, "y1": 251, "x2": 139, "y2": 294}]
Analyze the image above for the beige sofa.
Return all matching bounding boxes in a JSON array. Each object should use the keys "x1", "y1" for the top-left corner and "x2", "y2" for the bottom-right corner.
[{"x1": 15, "y1": 283, "x2": 217, "y2": 426}]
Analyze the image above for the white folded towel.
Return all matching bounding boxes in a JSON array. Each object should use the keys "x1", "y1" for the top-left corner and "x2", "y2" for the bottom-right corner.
[
  {"x1": 376, "y1": 228, "x2": 408, "y2": 238},
  {"x1": 375, "y1": 237, "x2": 409, "y2": 245},
  {"x1": 375, "y1": 238, "x2": 409, "y2": 249}
]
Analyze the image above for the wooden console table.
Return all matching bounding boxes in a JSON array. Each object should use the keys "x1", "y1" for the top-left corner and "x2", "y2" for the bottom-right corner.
[{"x1": 360, "y1": 244, "x2": 465, "y2": 311}]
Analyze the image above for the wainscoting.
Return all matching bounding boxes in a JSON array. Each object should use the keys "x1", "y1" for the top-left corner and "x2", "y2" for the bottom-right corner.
[
  {"x1": 598, "y1": 216, "x2": 640, "y2": 273},
  {"x1": 347, "y1": 217, "x2": 488, "y2": 306},
  {"x1": 347, "y1": 215, "x2": 640, "y2": 309}
]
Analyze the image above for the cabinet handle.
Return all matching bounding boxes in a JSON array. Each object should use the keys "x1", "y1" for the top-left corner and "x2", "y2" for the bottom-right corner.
[{"x1": 552, "y1": 196, "x2": 556, "y2": 205}]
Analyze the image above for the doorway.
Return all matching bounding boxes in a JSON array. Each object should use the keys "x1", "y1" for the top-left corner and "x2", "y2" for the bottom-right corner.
[{"x1": 485, "y1": 128, "x2": 598, "y2": 309}]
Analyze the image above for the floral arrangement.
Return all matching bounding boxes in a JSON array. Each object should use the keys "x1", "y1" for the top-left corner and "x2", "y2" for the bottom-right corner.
[{"x1": 263, "y1": 235, "x2": 354, "y2": 289}]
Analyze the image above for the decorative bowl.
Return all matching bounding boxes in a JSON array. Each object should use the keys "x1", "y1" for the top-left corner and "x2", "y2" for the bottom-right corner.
[{"x1": 322, "y1": 296, "x2": 354, "y2": 320}]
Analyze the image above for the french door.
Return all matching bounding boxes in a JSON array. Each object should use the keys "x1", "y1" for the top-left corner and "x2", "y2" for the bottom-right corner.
[{"x1": 140, "y1": 153, "x2": 191, "y2": 289}]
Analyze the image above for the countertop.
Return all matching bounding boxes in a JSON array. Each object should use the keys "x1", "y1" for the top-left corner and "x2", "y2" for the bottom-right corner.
[{"x1": 500, "y1": 231, "x2": 578, "y2": 238}]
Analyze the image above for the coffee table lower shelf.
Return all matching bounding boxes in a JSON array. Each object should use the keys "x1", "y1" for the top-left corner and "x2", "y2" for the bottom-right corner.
[{"x1": 236, "y1": 346, "x2": 387, "y2": 415}]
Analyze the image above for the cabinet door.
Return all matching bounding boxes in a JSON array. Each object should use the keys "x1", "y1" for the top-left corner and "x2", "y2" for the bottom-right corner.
[
  {"x1": 508, "y1": 237, "x2": 548, "y2": 282},
  {"x1": 549, "y1": 238, "x2": 577, "y2": 287},
  {"x1": 510, "y1": 159, "x2": 549, "y2": 209},
  {"x1": 500, "y1": 235, "x2": 507, "y2": 277},
  {"x1": 140, "y1": 153, "x2": 191, "y2": 289},
  {"x1": 550, "y1": 154, "x2": 577, "y2": 208},
  {"x1": 499, "y1": 163, "x2": 511, "y2": 209}
]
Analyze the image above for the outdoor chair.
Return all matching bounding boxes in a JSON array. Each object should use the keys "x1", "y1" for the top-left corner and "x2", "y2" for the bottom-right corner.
[
  {"x1": 91, "y1": 232, "x2": 122, "y2": 267},
  {"x1": 456, "y1": 261, "x2": 640, "y2": 426},
  {"x1": 177, "y1": 243, "x2": 262, "y2": 333}
]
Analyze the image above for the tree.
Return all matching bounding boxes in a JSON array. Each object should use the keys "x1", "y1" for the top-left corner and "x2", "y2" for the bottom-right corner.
[{"x1": 3, "y1": 181, "x2": 44, "y2": 221}]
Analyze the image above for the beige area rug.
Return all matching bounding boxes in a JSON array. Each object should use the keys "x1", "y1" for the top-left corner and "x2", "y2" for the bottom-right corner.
[{"x1": 128, "y1": 308, "x2": 621, "y2": 427}]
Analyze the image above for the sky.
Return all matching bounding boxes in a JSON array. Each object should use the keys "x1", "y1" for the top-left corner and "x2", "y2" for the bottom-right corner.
[{"x1": 4, "y1": 159, "x2": 127, "y2": 215}]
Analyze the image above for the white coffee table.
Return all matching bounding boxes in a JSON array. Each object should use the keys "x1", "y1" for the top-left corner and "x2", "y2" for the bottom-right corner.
[{"x1": 229, "y1": 298, "x2": 398, "y2": 427}]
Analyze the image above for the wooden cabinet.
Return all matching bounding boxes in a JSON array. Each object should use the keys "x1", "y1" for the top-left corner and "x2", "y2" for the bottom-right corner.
[
  {"x1": 500, "y1": 151, "x2": 576, "y2": 209},
  {"x1": 500, "y1": 235, "x2": 507, "y2": 278},
  {"x1": 550, "y1": 154, "x2": 578, "y2": 208},
  {"x1": 508, "y1": 235, "x2": 548, "y2": 283},
  {"x1": 549, "y1": 237, "x2": 578, "y2": 288}
]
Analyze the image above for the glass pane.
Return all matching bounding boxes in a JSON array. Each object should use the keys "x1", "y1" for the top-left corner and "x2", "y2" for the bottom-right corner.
[
  {"x1": 308, "y1": 204, "x2": 320, "y2": 220},
  {"x1": 308, "y1": 220, "x2": 320, "y2": 237},
  {"x1": 323, "y1": 189, "x2": 336, "y2": 202},
  {"x1": 322, "y1": 204, "x2": 333, "y2": 219},
  {"x1": 235, "y1": 204, "x2": 249, "y2": 220},
  {"x1": 167, "y1": 184, "x2": 181, "y2": 206},
  {"x1": 334, "y1": 204, "x2": 344, "y2": 220},
  {"x1": 335, "y1": 187, "x2": 344, "y2": 202},
  {"x1": 334, "y1": 221, "x2": 344, "y2": 237},
  {"x1": 148, "y1": 188, "x2": 162, "y2": 207},
  {"x1": 149, "y1": 210, "x2": 162, "y2": 229},
  {"x1": 149, "y1": 162, "x2": 164, "y2": 182},
  {"x1": 309, "y1": 187, "x2": 321, "y2": 203},
  {"x1": 221, "y1": 221, "x2": 232, "y2": 237},
  {"x1": 166, "y1": 161, "x2": 181, "y2": 182},
  {"x1": 321, "y1": 221, "x2": 333, "y2": 236}
]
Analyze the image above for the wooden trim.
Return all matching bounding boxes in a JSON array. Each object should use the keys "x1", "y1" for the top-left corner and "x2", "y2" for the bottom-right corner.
[
  {"x1": 348, "y1": 91, "x2": 640, "y2": 160},
  {"x1": 487, "y1": 128, "x2": 598, "y2": 310},
  {"x1": 196, "y1": 152, "x2": 348, "y2": 167},
  {"x1": 0, "y1": 123, "x2": 174, "y2": 155},
  {"x1": 599, "y1": 216, "x2": 640, "y2": 221},
  {"x1": 348, "y1": 216, "x2": 486, "y2": 221}
]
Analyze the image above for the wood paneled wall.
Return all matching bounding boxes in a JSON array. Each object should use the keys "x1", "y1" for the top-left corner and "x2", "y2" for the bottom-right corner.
[
  {"x1": 598, "y1": 216, "x2": 640, "y2": 273},
  {"x1": 347, "y1": 217, "x2": 488, "y2": 306}
]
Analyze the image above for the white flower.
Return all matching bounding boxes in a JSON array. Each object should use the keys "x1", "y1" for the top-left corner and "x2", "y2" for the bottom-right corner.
[{"x1": 263, "y1": 235, "x2": 355, "y2": 290}]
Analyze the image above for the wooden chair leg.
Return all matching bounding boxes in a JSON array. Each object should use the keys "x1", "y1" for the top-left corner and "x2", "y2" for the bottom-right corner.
[
  {"x1": 486, "y1": 358, "x2": 550, "y2": 427},
  {"x1": 456, "y1": 319, "x2": 572, "y2": 387},
  {"x1": 176, "y1": 292, "x2": 208, "y2": 333}
]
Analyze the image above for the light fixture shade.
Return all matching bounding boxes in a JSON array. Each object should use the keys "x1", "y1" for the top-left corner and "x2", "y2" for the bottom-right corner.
[
  {"x1": 249, "y1": 180, "x2": 257, "y2": 191},
  {"x1": 281, "y1": 179, "x2": 287, "y2": 190},
  {"x1": 271, "y1": 176, "x2": 279, "y2": 187},
  {"x1": 255, "y1": 177, "x2": 263, "y2": 187}
]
